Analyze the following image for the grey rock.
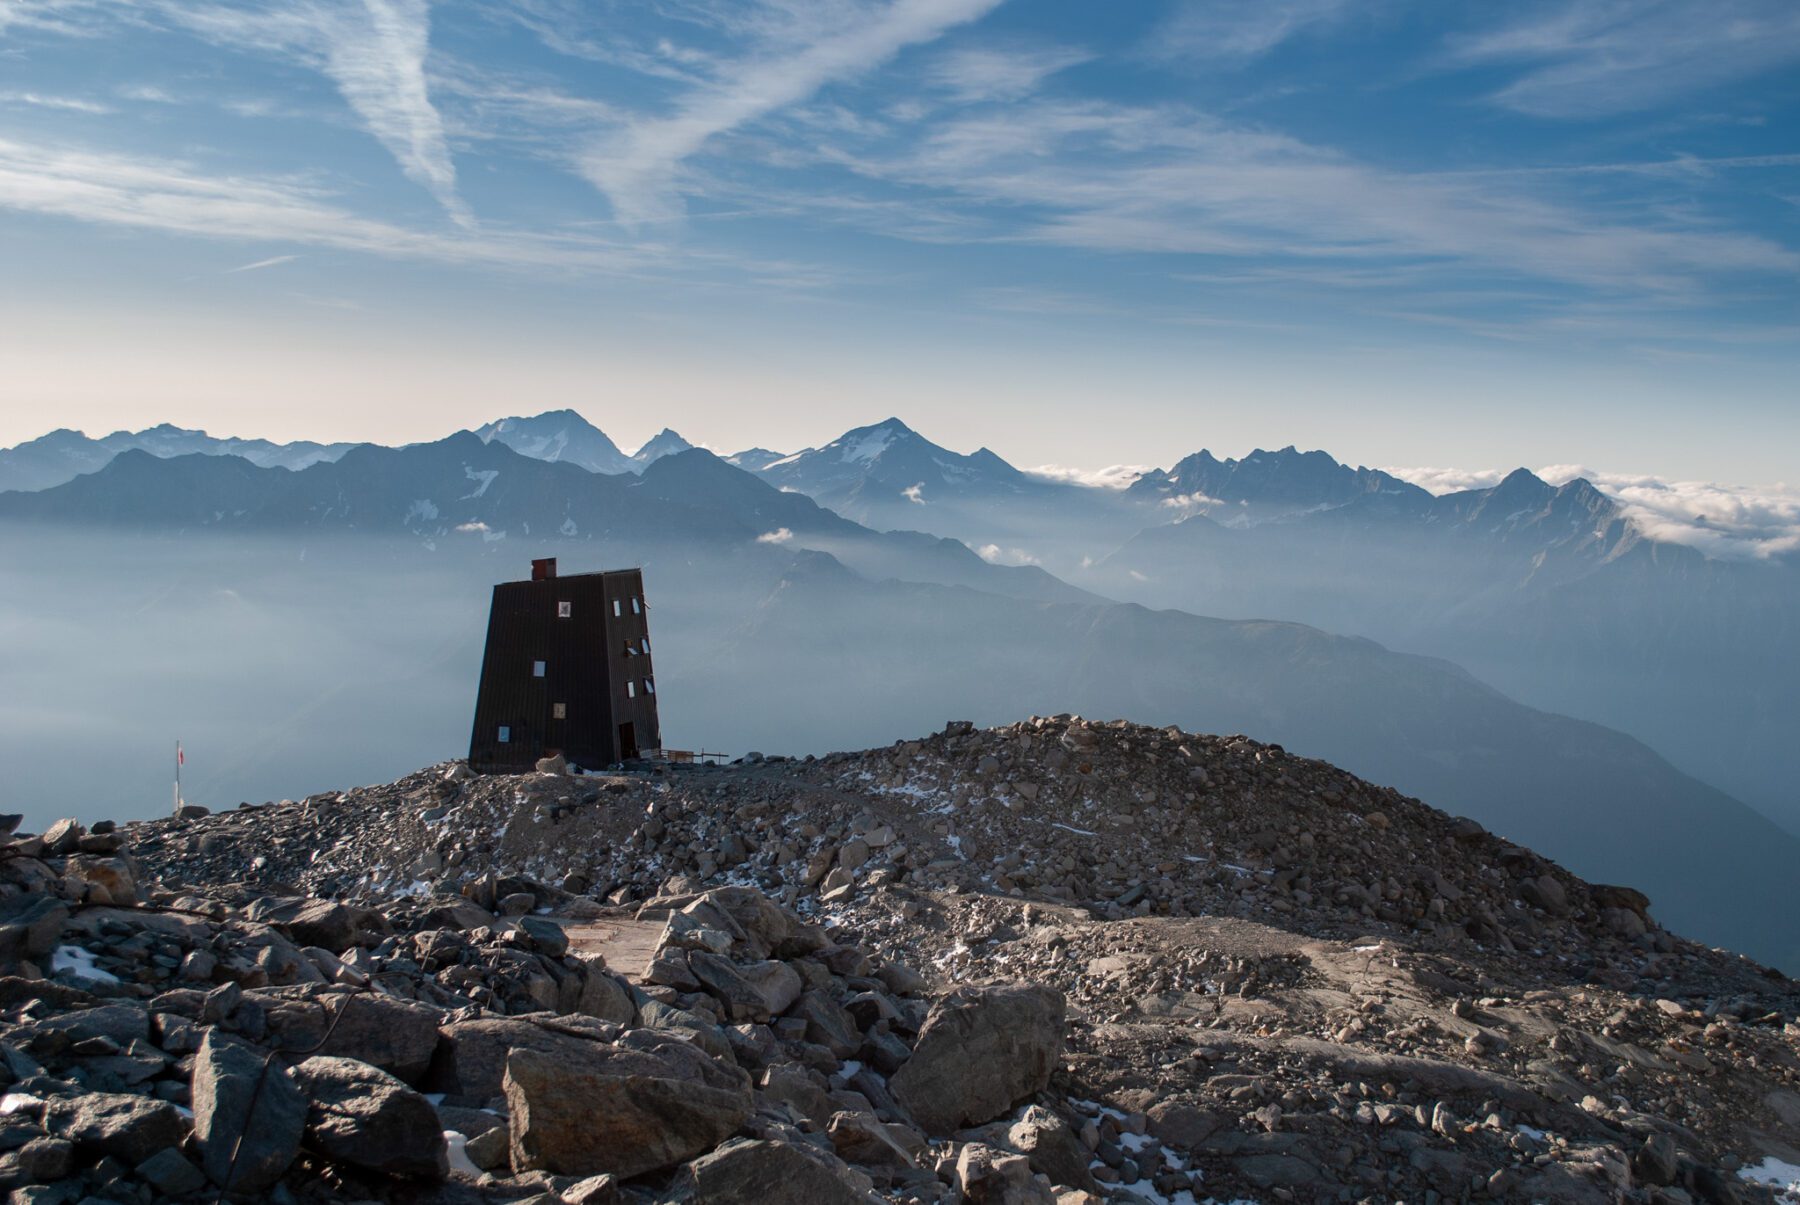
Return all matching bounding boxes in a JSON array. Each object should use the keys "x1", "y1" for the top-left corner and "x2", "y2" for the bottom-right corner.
[
  {"x1": 788, "y1": 990, "x2": 860, "y2": 1059},
  {"x1": 666, "y1": 1136, "x2": 873, "y2": 1204},
  {"x1": 503, "y1": 1029, "x2": 753, "y2": 1177},
  {"x1": 134, "y1": 1147, "x2": 208, "y2": 1196},
  {"x1": 191, "y1": 1028, "x2": 305, "y2": 1193},
  {"x1": 290, "y1": 1055, "x2": 447, "y2": 1180},
  {"x1": 890, "y1": 985, "x2": 1065, "y2": 1134},
  {"x1": 259, "y1": 988, "x2": 442, "y2": 1085},
  {"x1": 44, "y1": 1091, "x2": 186, "y2": 1167}
]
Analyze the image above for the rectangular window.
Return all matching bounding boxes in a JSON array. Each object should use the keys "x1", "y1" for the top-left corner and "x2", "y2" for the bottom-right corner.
[
  {"x1": 497, "y1": 726, "x2": 511, "y2": 743},
  {"x1": 626, "y1": 681, "x2": 636, "y2": 698},
  {"x1": 643, "y1": 678, "x2": 654, "y2": 695},
  {"x1": 532, "y1": 660, "x2": 545, "y2": 677},
  {"x1": 557, "y1": 601, "x2": 571, "y2": 618},
  {"x1": 612, "y1": 599, "x2": 622, "y2": 617},
  {"x1": 552, "y1": 703, "x2": 566, "y2": 720},
  {"x1": 631, "y1": 597, "x2": 642, "y2": 614},
  {"x1": 642, "y1": 636, "x2": 650, "y2": 654}
]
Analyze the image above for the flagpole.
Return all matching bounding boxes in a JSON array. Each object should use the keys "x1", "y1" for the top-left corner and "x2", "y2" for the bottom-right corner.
[{"x1": 174, "y1": 740, "x2": 182, "y2": 813}]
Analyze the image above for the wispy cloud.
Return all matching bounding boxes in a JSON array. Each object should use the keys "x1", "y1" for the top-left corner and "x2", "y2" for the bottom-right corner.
[
  {"x1": 226, "y1": 253, "x2": 299, "y2": 272},
  {"x1": 925, "y1": 43, "x2": 1088, "y2": 102},
  {"x1": 0, "y1": 88, "x2": 110, "y2": 113},
  {"x1": 814, "y1": 97, "x2": 1800, "y2": 300},
  {"x1": 1449, "y1": 0, "x2": 1800, "y2": 117},
  {"x1": 0, "y1": 134, "x2": 626, "y2": 271},
  {"x1": 578, "y1": 0, "x2": 1003, "y2": 227},
  {"x1": 975, "y1": 542, "x2": 1039, "y2": 565},
  {"x1": 168, "y1": 0, "x2": 472, "y2": 226},
  {"x1": 1150, "y1": 0, "x2": 1358, "y2": 61}
]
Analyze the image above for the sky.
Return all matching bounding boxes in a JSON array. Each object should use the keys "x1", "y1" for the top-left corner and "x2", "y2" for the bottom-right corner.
[{"x1": 0, "y1": 0, "x2": 1796, "y2": 483}]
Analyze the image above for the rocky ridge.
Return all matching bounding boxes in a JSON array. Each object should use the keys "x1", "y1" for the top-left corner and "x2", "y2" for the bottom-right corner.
[{"x1": 9, "y1": 717, "x2": 1800, "y2": 1204}]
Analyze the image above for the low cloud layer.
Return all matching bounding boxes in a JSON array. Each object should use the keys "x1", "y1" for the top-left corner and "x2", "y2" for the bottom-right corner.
[
  {"x1": 1388, "y1": 465, "x2": 1800, "y2": 560},
  {"x1": 1025, "y1": 463, "x2": 1151, "y2": 490}
]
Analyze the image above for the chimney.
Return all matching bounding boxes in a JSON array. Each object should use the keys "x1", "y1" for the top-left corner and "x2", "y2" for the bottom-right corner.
[{"x1": 531, "y1": 557, "x2": 557, "y2": 581}]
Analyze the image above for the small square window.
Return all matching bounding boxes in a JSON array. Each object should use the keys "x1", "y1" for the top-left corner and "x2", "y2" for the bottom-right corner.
[
  {"x1": 497, "y1": 726, "x2": 511, "y2": 743},
  {"x1": 612, "y1": 599, "x2": 622, "y2": 617},
  {"x1": 552, "y1": 703, "x2": 566, "y2": 719},
  {"x1": 557, "y1": 601, "x2": 571, "y2": 618},
  {"x1": 531, "y1": 659, "x2": 545, "y2": 677},
  {"x1": 626, "y1": 681, "x2": 636, "y2": 698}
]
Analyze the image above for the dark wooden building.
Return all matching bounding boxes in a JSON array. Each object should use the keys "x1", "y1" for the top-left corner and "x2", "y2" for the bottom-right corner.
[{"x1": 467, "y1": 559, "x2": 661, "y2": 771}]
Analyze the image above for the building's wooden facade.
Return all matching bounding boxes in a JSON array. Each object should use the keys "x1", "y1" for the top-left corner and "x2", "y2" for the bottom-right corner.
[{"x1": 467, "y1": 559, "x2": 660, "y2": 771}]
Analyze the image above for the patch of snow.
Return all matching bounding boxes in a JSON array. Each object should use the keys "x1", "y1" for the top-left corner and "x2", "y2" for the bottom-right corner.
[
  {"x1": 1742, "y1": 1158, "x2": 1800, "y2": 1198},
  {"x1": 757, "y1": 528, "x2": 794, "y2": 544},
  {"x1": 444, "y1": 1131, "x2": 482, "y2": 1177},
  {"x1": 0, "y1": 1094, "x2": 43, "y2": 1115},
  {"x1": 462, "y1": 467, "x2": 499, "y2": 498},
  {"x1": 1051, "y1": 822, "x2": 1098, "y2": 837},
  {"x1": 560, "y1": 517, "x2": 578, "y2": 536},
  {"x1": 902, "y1": 483, "x2": 925, "y2": 504},
  {"x1": 405, "y1": 499, "x2": 439, "y2": 523},
  {"x1": 51, "y1": 945, "x2": 120, "y2": 984},
  {"x1": 842, "y1": 430, "x2": 894, "y2": 463}
]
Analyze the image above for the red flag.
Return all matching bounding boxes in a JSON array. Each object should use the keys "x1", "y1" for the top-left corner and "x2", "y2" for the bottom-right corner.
[{"x1": 177, "y1": 745, "x2": 184, "y2": 766}]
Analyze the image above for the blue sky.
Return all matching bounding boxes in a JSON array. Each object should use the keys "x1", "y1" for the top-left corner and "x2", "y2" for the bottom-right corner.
[{"x1": 0, "y1": 0, "x2": 1796, "y2": 481}]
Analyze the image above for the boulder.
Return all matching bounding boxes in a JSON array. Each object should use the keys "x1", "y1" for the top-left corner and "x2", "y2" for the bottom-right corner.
[
  {"x1": 999, "y1": 1105, "x2": 1093, "y2": 1191},
  {"x1": 517, "y1": 914, "x2": 568, "y2": 957},
  {"x1": 956, "y1": 1142, "x2": 1056, "y2": 1204},
  {"x1": 191, "y1": 1028, "x2": 306, "y2": 1192},
  {"x1": 688, "y1": 950, "x2": 771, "y2": 1022},
  {"x1": 760, "y1": 1061, "x2": 837, "y2": 1127},
  {"x1": 290, "y1": 1055, "x2": 447, "y2": 1179},
  {"x1": 503, "y1": 1029, "x2": 753, "y2": 1177},
  {"x1": 259, "y1": 987, "x2": 442, "y2": 1084},
  {"x1": 827, "y1": 1109, "x2": 919, "y2": 1167},
  {"x1": 575, "y1": 960, "x2": 638, "y2": 1025},
  {"x1": 890, "y1": 985, "x2": 1065, "y2": 1134},
  {"x1": 427, "y1": 1016, "x2": 613, "y2": 1100},
  {"x1": 692, "y1": 887, "x2": 795, "y2": 959},
  {"x1": 41, "y1": 818, "x2": 83, "y2": 856},
  {"x1": 0, "y1": 894, "x2": 68, "y2": 966},
  {"x1": 279, "y1": 900, "x2": 361, "y2": 951},
  {"x1": 666, "y1": 1136, "x2": 873, "y2": 1204},
  {"x1": 740, "y1": 959, "x2": 804, "y2": 1017},
  {"x1": 135, "y1": 1147, "x2": 208, "y2": 1196},
  {"x1": 32, "y1": 1002, "x2": 149, "y2": 1048},
  {"x1": 788, "y1": 990, "x2": 861, "y2": 1059},
  {"x1": 43, "y1": 1091, "x2": 186, "y2": 1166},
  {"x1": 63, "y1": 854, "x2": 138, "y2": 904}
]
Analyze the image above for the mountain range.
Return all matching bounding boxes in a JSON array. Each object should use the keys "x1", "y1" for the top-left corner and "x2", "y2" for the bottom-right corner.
[{"x1": 1, "y1": 421, "x2": 1797, "y2": 973}]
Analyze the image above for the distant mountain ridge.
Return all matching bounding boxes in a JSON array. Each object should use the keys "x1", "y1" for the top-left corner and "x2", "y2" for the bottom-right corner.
[{"x1": 0, "y1": 423, "x2": 357, "y2": 493}]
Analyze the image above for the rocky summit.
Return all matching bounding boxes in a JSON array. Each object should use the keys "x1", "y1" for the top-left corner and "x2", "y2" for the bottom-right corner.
[{"x1": 3, "y1": 717, "x2": 1799, "y2": 1204}]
